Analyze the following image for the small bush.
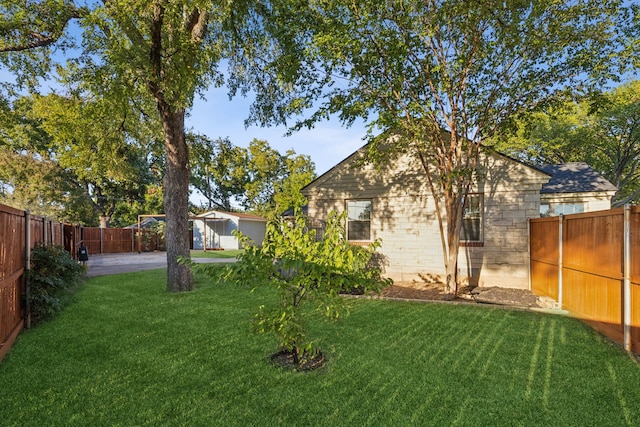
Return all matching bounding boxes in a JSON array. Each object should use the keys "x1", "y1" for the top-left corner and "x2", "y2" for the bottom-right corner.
[
  {"x1": 28, "y1": 244, "x2": 86, "y2": 324},
  {"x1": 187, "y1": 210, "x2": 392, "y2": 368}
]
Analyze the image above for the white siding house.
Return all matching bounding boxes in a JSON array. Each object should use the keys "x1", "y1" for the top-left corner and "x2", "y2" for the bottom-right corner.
[{"x1": 192, "y1": 211, "x2": 267, "y2": 250}]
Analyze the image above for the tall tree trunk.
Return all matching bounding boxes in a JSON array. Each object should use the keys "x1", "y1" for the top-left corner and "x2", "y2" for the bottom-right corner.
[
  {"x1": 444, "y1": 191, "x2": 463, "y2": 297},
  {"x1": 160, "y1": 106, "x2": 193, "y2": 292},
  {"x1": 99, "y1": 215, "x2": 110, "y2": 228}
]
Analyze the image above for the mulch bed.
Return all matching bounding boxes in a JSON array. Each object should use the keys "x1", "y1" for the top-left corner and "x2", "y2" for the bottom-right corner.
[{"x1": 376, "y1": 282, "x2": 542, "y2": 308}]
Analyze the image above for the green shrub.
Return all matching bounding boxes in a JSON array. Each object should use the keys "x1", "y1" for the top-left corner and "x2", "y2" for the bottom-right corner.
[{"x1": 28, "y1": 244, "x2": 86, "y2": 323}]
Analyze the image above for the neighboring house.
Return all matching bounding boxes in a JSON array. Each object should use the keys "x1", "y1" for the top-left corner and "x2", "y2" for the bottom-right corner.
[
  {"x1": 539, "y1": 163, "x2": 617, "y2": 216},
  {"x1": 301, "y1": 146, "x2": 616, "y2": 289},
  {"x1": 192, "y1": 210, "x2": 267, "y2": 250}
]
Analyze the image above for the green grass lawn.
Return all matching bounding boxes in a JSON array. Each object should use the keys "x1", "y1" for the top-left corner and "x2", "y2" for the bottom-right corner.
[
  {"x1": 190, "y1": 249, "x2": 243, "y2": 259},
  {"x1": 2, "y1": 270, "x2": 640, "y2": 426}
]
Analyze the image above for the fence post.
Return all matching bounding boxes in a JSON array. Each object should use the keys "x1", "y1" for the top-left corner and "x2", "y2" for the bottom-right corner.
[
  {"x1": 24, "y1": 210, "x2": 31, "y2": 329},
  {"x1": 100, "y1": 227, "x2": 104, "y2": 254},
  {"x1": 623, "y1": 204, "x2": 631, "y2": 352},
  {"x1": 527, "y1": 219, "x2": 531, "y2": 291},
  {"x1": 137, "y1": 216, "x2": 142, "y2": 253},
  {"x1": 42, "y1": 216, "x2": 47, "y2": 246},
  {"x1": 558, "y1": 214, "x2": 563, "y2": 308},
  {"x1": 131, "y1": 228, "x2": 135, "y2": 253}
]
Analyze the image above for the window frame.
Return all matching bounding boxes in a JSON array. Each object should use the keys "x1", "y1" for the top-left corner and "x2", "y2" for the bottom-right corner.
[
  {"x1": 460, "y1": 193, "x2": 483, "y2": 246},
  {"x1": 540, "y1": 201, "x2": 584, "y2": 217},
  {"x1": 346, "y1": 199, "x2": 372, "y2": 242}
]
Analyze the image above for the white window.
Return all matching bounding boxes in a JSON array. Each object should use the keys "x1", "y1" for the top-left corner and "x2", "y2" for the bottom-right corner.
[
  {"x1": 554, "y1": 203, "x2": 584, "y2": 215},
  {"x1": 540, "y1": 202, "x2": 584, "y2": 217},
  {"x1": 346, "y1": 199, "x2": 372, "y2": 241},
  {"x1": 540, "y1": 203, "x2": 551, "y2": 217},
  {"x1": 461, "y1": 194, "x2": 482, "y2": 243}
]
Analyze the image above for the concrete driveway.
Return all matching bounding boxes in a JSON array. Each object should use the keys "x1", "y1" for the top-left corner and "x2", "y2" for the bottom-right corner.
[{"x1": 86, "y1": 252, "x2": 235, "y2": 277}]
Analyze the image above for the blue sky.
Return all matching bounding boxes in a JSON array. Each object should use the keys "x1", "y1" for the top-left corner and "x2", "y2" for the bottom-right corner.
[
  {"x1": 0, "y1": 65, "x2": 369, "y2": 206},
  {"x1": 186, "y1": 85, "x2": 370, "y2": 205},
  {"x1": 187, "y1": 85, "x2": 368, "y2": 177},
  {"x1": 0, "y1": 13, "x2": 369, "y2": 186}
]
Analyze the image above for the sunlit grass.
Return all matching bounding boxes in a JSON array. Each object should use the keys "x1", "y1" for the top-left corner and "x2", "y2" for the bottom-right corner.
[
  {"x1": 190, "y1": 249, "x2": 243, "y2": 259},
  {"x1": 1, "y1": 269, "x2": 639, "y2": 426}
]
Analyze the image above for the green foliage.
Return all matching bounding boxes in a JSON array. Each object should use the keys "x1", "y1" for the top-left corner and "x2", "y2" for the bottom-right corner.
[
  {"x1": 240, "y1": 139, "x2": 316, "y2": 216},
  {"x1": 492, "y1": 80, "x2": 640, "y2": 206},
  {"x1": 0, "y1": 96, "x2": 93, "y2": 222},
  {"x1": 28, "y1": 244, "x2": 86, "y2": 324},
  {"x1": 272, "y1": 149, "x2": 317, "y2": 215},
  {"x1": 110, "y1": 186, "x2": 164, "y2": 228},
  {"x1": 231, "y1": 0, "x2": 634, "y2": 293},
  {"x1": 0, "y1": 94, "x2": 161, "y2": 225},
  {"x1": 31, "y1": 93, "x2": 161, "y2": 222},
  {"x1": 189, "y1": 135, "x2": 316, "y2": 216},
  {"x1": 190, "y1": 210, "x2": 391, "y2": 366},
  {"x1": 188, "y1": 134, "x2": 248, "y2": 211}
]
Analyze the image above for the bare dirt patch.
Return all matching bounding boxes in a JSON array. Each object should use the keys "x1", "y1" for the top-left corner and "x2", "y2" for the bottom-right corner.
[
  {"x1": 378, "y1": 280, "x2": 541, "y2": 308},
  {"x1": 270, "y1": 349, "x2": 326, "y2": 371}
]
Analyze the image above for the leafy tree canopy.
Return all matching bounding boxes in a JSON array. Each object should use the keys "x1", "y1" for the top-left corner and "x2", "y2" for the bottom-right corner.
[
  {"x1": 188, "y1": 134, "x2": 247, "y2": 212},
  {"x1": 233, "y1": 0, "x2": 636, "y2": 294},
  {"x1": 492, "y1": 80, "x2": 640, "y2": 206},
  {"x1": 0, "y1": 93, "x2": 161, "y2": 225},
  {"x1": 190, "y1": 135, "x2": 316, "y2": 216}
]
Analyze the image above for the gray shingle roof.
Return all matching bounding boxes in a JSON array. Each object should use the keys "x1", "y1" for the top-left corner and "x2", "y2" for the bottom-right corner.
[{"x1": 540, "y1": 162, "x2": 617, "y2": 194}]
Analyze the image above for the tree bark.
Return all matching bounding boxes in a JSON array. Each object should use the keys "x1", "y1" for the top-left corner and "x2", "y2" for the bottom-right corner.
[
  {"x1": 99, "y1": 215, "x2": 110, "y2": 228},
  {"x1": 444, "y1": 191, "x2": 463, "y2": 297},
  {"x1": 159, "y1": 106, "x2": 193, "y2": 292}
]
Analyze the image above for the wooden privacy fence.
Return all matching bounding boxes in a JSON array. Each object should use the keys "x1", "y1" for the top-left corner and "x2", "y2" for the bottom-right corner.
[
  {"x1": 81, "y1": 227, "x2": 166, "y2": 253},
  {"x1": 81, "y1": 227, "x2": 136, "y2": 254},
  {"x1": 530, "y1": 206, "x2": 640, "y2": 354},
  {"x1": 0, "y1": 204, "x2": 71, "y2": 362},
  {"x1": 0, "y1": 203, "x2": 169, "y2": 362}
]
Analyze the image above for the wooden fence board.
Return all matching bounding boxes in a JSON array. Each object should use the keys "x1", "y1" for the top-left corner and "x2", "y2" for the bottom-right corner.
[
  {"x1": 530, "y1": 217, "x2": 559, "y2": 264},
  {"x1": 1, "y1": 203, "x2": 171, "y2": 362},
  {"x1": 102, "y1": 228, "x2": 134, "y2": 253},
  {"x1": 632, "y1": 207, "x2": 640, "y2": 285},
  {"x1": 562, "y1": 269, "x2": 622, "y2": 325},
  {"x1": 530, "y1": 260, "x2": 559, "y2": 300},
  {"x1": 530, "y1": 217, "x2": 559, "y2": 299},
  {"x1": 633, "y1": 208, "x2": 640, "y2": 353},
  {"x1": 531, "y1": 206, "x2": 638, "y2": 355},
  {"x1": 0, "y1": 205, "x2": 26, "y2": 363},
  {"x1": 563, "y1": 211, "x2": 623, "y2": 280},
  {"x1": 81, "y1": 227, "x2": 102, "y2": 255},
  {"x1": 632, "y1": 283, "x2": 640, "y2": 354}
]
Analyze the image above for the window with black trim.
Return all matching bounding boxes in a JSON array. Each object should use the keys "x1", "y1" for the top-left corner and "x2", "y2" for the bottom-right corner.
[
  {"x1": 346, "y1": 199, "x2": 372, "y2": 241},
  {"x1": 461, "y1": 194, "x2": 483, "y2": 243}
]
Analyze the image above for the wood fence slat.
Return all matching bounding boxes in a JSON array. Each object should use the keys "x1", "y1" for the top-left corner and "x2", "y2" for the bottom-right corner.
[
  {"x1": 0, "y1": 319, "x2": 24, "y2": 362},
  {"x1": 0, "y1": 203, "x2": 172, "y2": 362},
  {"x1": 530, "y1": 216, "x2": 559, "y2": 299},
  {"x1": 0, "y1": 269, "x2": 25, "y2": 290},
  {"x1": 531, "y1": 206, "x2": 639, "y2": 355},
  {"x1": 0, "y1": 204, "x2": 26, "y2": 363}
]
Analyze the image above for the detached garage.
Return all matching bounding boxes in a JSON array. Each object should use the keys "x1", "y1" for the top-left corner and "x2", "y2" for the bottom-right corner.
[{"x1": 192, "y1": 211, "x2": 267, "y2": 250}]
